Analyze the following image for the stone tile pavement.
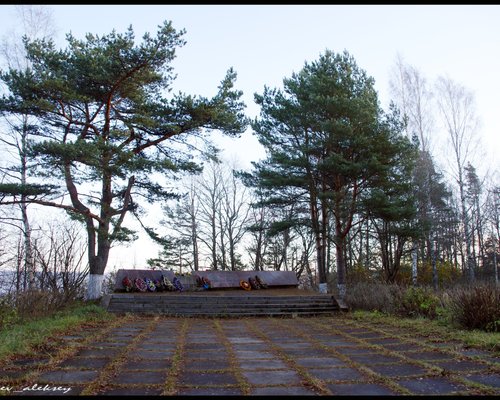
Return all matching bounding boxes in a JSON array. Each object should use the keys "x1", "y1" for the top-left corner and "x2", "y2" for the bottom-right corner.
[{"x1": 0, "y1": 315, "x2": 498, "y2": 396}]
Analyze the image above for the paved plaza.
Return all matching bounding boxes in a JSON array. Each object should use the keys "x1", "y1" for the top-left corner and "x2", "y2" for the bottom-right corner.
[{"x1": 0, "y1": 314, "x2": 499, "y2": 396}]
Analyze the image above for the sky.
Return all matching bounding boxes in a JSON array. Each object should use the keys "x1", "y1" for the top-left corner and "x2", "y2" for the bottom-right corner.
[{"x1": 0, "y1": 4, "x2": 499, "y2": 270}]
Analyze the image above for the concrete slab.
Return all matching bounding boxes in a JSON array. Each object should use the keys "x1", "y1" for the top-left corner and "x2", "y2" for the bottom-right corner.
[
  {"x1": 364, "y1": 337, "x2": 405, "y2": 345},
  {"x1": 327, "y1": 382, "x2": 400, "y2": 395},
  {"x1": 396, "y1": 377, "x2": 469, "y2": 394},
  {"x1": 103, "y1": 336, "x2": 135, "y2": 342},
  {"x1": 337, "y1": 328, "x2": 368, "y2": 334},
  {"x1": 289, "y1": 350, "x2": 336, "y2": 357},
  {"x1": 122, "y1": 359, "x2": 172, "y2": 370},
  {"x1": 347, "y1": 353, "x2": 402, "y2": 364},
  {"x1": 403, "y1": 350, "x2": 455, "y2": 361},
  {"x1": 239, "y1": 359, "x2": 289, "y2": 370},
  {"x1": 184, "y1": 358, "x2": 231, "y2": 370},
  {"x1": 383, "y1": 343, "x2": 427, "y2": 352},
  {"x1": 10, "y1": 357, "x2": 49, "y2": 367},
  {"x1": 0, "y1": 369, "x2": 26, "y2": 379},
  {"x1": 134, "y1": 351, "x2": 173, "y2": 360},
  {"x1": 187, "y1": 352, "x2": 229, "y2": 360},
  {"x1": 227, "y1": 337, "x2": 265, "y2": 344},
  {"x1": 178, "y1": 372, "x2": 239, "y2": 386},
  {"x1": 86, "y1": 341, "x2": 128, "y2": 347},
  {"x1": 230, "y1": 343, "x2": 270, "y2": 351},
  {"x1": 454, "y1": 348, "x2": 493, "y2": 358},
  {"x1": 177, "y1": 387, "x2": 243, "y2": 396},
  {"x1": 267, "y1": 336, "x2": 306, "y2": 343},
  {"x1": 98, "y1": 387, "x2": 164, "y2": 396},
  {"x1": 463, "y1": 373, "x2": 500, "y2": 388},
  {"x1": 140, "y1": 339, "x2": 177, "y2": 346},
  {"x1": 295, "y1": 357, "x2": 347, "y2": 368},
  {"x1": 57, "y1": 357, "x2": 110, "y2": 369},
  {"x1": 319, "y1": 340, "x2": 360, "y2": 347},
  {"x1": 139, "y1": 343, "x2": 175, "y2": 350},
  {"x1": 333, "y1": 346, "x2": 376, "y2": 355},
  {"x1": 250, "y1": 386, "x2": 318, "y2": 395},
  {"x1": 435, "y1": 360, "x2": 491, "y2": 372},
  {"x1": 37, "y1": 370, "x2": 99, "y2": 384},
  {"x1": 315, "y1": 334, "x2": 349, "y2": 341},
  {"x1": 233, "y1": 350, "x2": 276, "y2": 359},
  {"x1": 185, "y1": 337, "x2": 220, "y2": 344},
  {"x1": 74, "y1": 348, "x2": 120, "y2": 358},
  {"x1": 113, "y1": 371, "x2": 167, "y2": 385},
  {"x1": 367, "y1": 362, "x2": 429, "y2": 377},
  {"x1": 242, "y1": 370, "x2": 302, "y2": 385},
  {"x1": 348, "y1": 332, "x2": 385, "y2": 339},
  {"x1": 184, "y1": 344, "x2": 227, "y2": 352},
  {"x1": 277, "y1": 342, "x2": 316, "y2": 349},
  {"x1": 307, "y1": 367, "x2": 365, "y2": 381}
]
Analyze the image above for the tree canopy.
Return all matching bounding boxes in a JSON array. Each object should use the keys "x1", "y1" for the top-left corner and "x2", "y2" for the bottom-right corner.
[
  {"x1": 0, "y1": 21, "x2": 247, "y2": 298},
  {"x1": 244, "y1": 50, "x2": 417, "y2": 296}
]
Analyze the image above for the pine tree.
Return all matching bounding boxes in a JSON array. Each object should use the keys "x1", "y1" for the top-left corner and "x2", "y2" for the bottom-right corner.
[
  {"x1": 248, "y1": 50, "x2": 414, "y2": 298},
  {"x1": 0, "y1": 21, "x2": 247, "y2": 299}
]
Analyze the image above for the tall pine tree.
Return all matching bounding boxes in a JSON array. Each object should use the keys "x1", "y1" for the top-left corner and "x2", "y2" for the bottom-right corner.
[
  {"x1": 0, "y1": 21, "x2": 247, "y2": 299},
  {"x1": 248, "y1": 50, "x2": 414, "y2": 298}
]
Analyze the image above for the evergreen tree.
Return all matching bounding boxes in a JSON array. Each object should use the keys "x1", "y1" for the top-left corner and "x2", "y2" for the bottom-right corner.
[
  {"x1": 248, "y1": 50, "x2": 412, "y2": 298},
  {"x1": 0, "y1": 21, "x2": 247, "y2": 299},
  {"x1": 363, "y1": 106, "x2": 419, "y2": 283}
]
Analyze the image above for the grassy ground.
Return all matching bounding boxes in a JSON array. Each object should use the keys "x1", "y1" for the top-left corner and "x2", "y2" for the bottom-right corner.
[
  {"x1": 349, "y1": 310, "x2": 500, "y2": 353},
  {"x1": 0, "y1": 301, "x2": 112, "y2": 361}
]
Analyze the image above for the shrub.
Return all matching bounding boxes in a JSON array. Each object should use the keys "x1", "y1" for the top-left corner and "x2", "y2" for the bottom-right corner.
[
  {"x1": 0, "y1": 295, "x2": 19, "y2": 330},
  {"x1": 346, "y1": 263, "x2": 374, "y2": 284},
  {"x1": 13, "y1": 290, "x2": 68, "y2": 322},
  {"x1": 396, "y1": 286, "x2": 441, "y2": 319},
  {"x1": 448, "y1": 283, "x2": 500, "y2": 332},
  {"x1": 344, "y1": 282, "x2": 404, "y2": 314}
]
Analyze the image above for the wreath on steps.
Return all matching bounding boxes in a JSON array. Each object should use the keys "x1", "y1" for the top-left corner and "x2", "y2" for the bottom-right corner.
[
  {"x1": 202, "y1": 276, "x2": 212, "y2": 290},
  {"x1": 248, "y1": 277, "x2": 261, "y2": 290},
  {"x1": 122, "y1": 276, "x2": 133, "y2": 292},
  {"x1": 240, "y1": 280, "x2": 251, "y2": 290},
  {"x1": 134, "y1": 278, "x2": 147, "y2": 292},
  {"x1": 145, "y1": 277, "x2": 156, "y2": 292},
  {"x1": 255, "y1": 275, "x2": 268, "y2": 289},
  {"x1": 154, "y1": 279, "x2": 164, "y2": 291},
  {"x1": 172, "y1": 276, "x2": 184, "y2": 292},
  {"x1": 162, "y1": 275, "x2": 175, "y2": 291}
]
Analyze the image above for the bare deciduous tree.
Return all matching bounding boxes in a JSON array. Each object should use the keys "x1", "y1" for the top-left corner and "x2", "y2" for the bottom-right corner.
[
  {"x1": 389, "y1": 53, "x2": 435, "y2": 152},
  {"x1": 389, "y1": 54, "x2": 437, "y2": 286},
  {"x1": 0, "y1": 5, "x2": 57, "y2": 290},
  {"x1": 197, "y1": 160, "x2": 224, "y2": 270},
  {"x1": 220, "y1": 164, "x2": 251, "y2": 270},
  {"x1": 435, "y1": 75, "x2": 481, "y2": 281},
  {"x1": 33, "y1": 221, "x2": 88, "y2": 301}
]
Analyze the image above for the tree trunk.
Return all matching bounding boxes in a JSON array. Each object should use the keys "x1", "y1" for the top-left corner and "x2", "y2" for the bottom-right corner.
[
  {"x1": 20, "y1": 118, "x2": 35, "y2": 290},
  {"x1": 412, "y1": 243, "x2": 418, "y2": 286},
  {"x1": 431, "y1": 237, "x2": 438, "y2": 290},
  {"x1": 86, "y1": 273, "x2": 104, "y2": 300},
  {"x1": 190, "y1": 195, "x2": 199, "y2": 271},
  {"x1": 335, "y1": 217, "x2": 347, "y2": 299},
  {"x1": 459, "y1": 169, "x2": 475, "y2": 281}
]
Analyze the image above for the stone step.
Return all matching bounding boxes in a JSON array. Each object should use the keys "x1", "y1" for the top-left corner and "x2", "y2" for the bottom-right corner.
[
  {"x1": 104, "y1": 293, "x2": 340, "y2": 317},
  {"x1": 109, "y1": 298, "x2": 335, "y2": 305}
]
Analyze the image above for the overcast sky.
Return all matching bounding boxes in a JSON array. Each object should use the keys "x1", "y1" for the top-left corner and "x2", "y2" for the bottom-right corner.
[{"x1": 1, "y1": 4, "x2": 498, "y2": 268}]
